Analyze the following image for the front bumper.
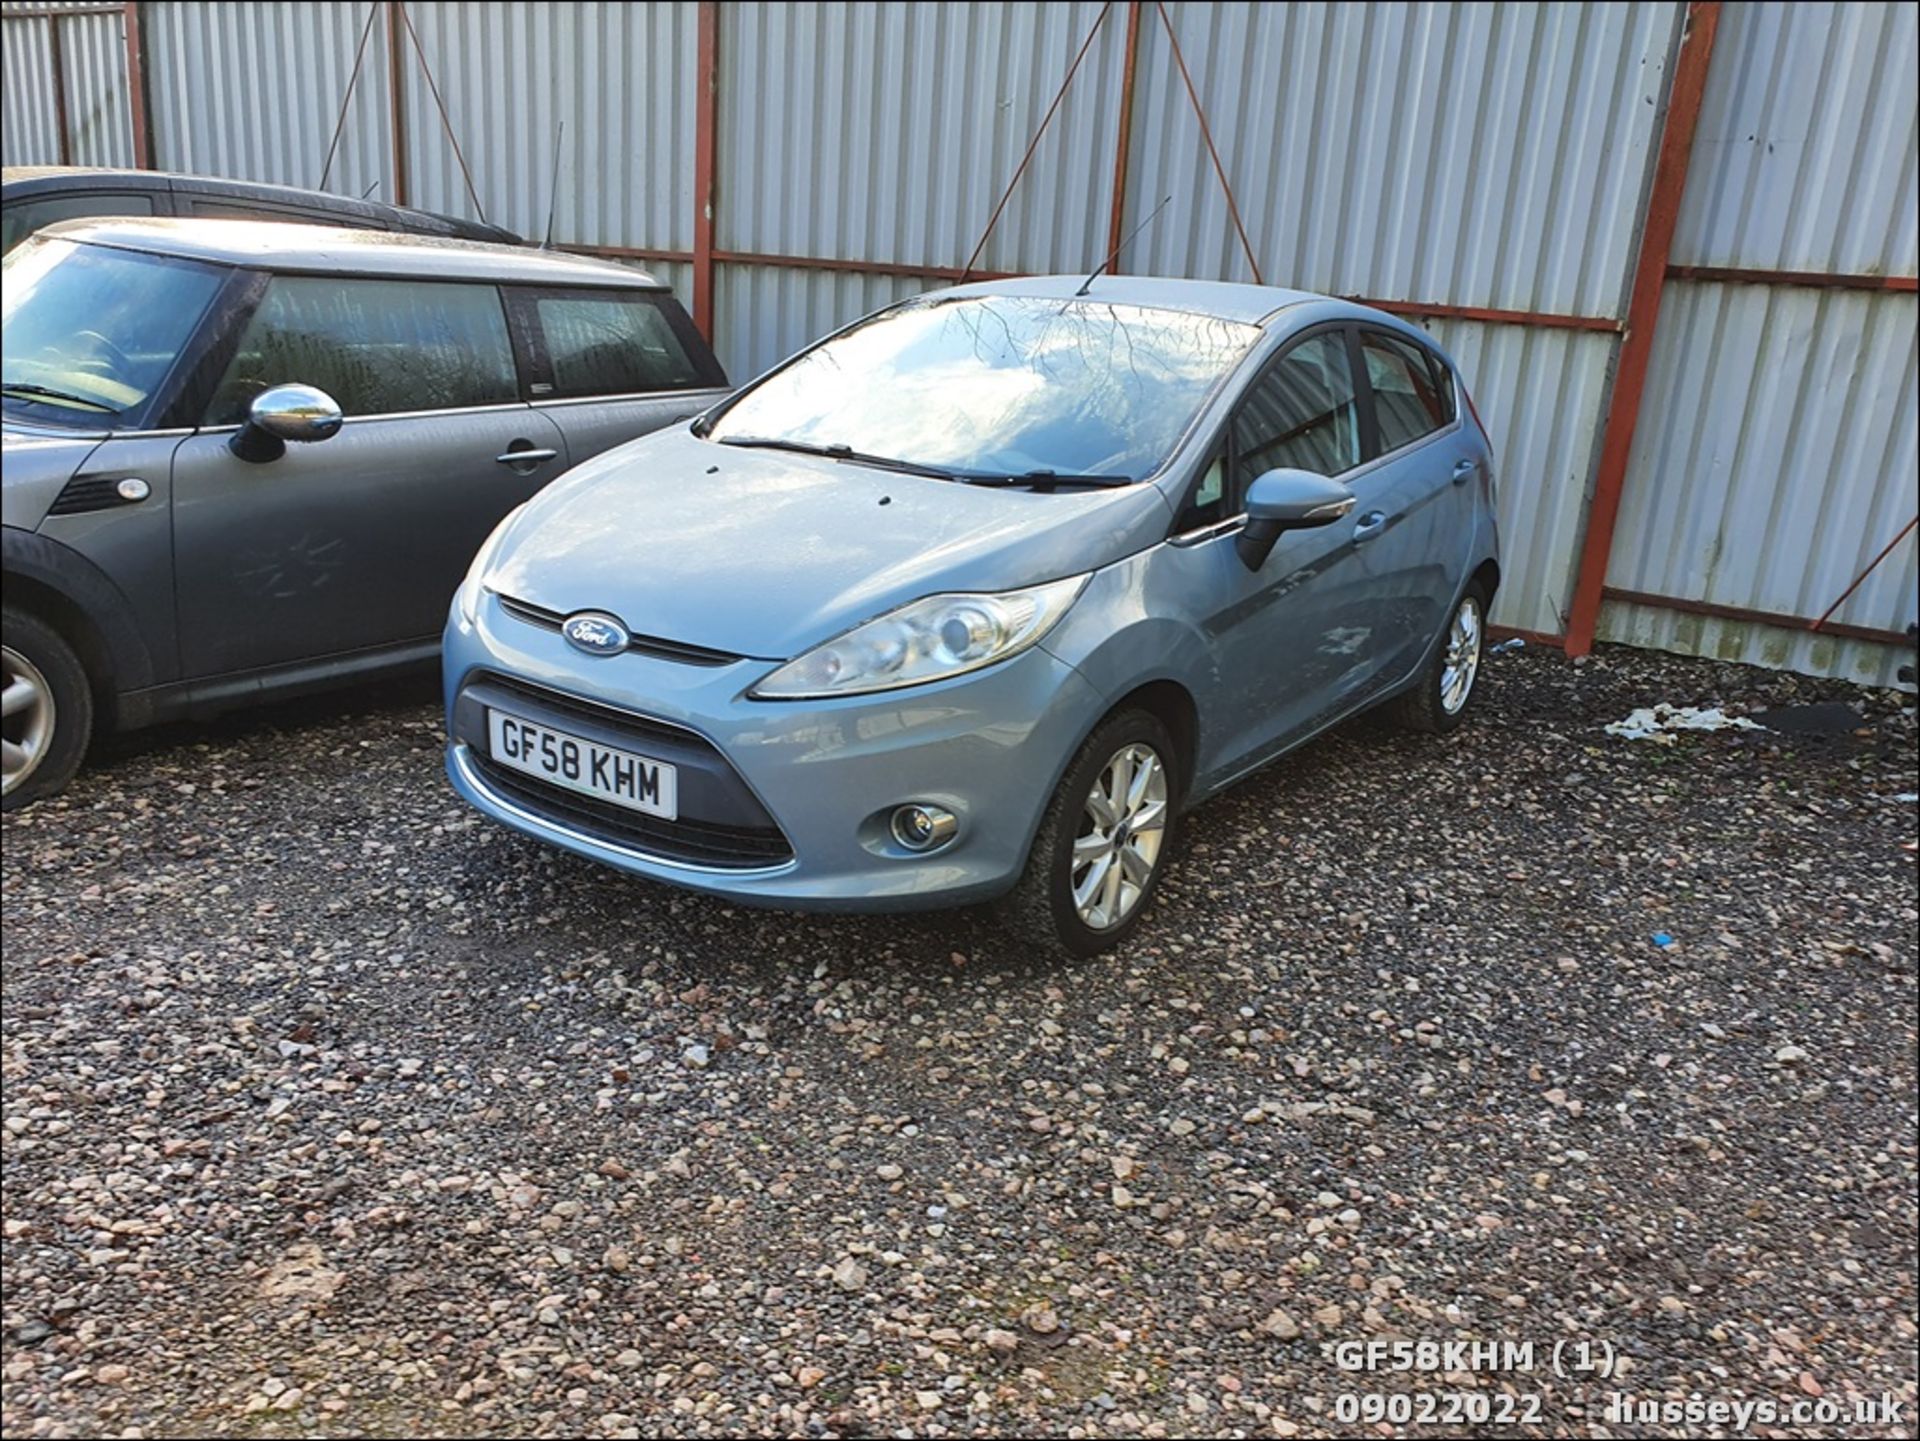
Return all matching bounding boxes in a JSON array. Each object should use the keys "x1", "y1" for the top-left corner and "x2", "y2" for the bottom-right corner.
[{"x1": 443, "y1": 594, "x2": 1105, "y2": 911}]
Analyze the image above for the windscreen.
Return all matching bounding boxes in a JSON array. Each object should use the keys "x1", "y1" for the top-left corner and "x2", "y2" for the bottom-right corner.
[
  {"x1": 1, "y1": 237, "x2": 224, "y2": 424},
  {"x1": 710, "y1": 294, "x2": 1260, "y2": 481}
]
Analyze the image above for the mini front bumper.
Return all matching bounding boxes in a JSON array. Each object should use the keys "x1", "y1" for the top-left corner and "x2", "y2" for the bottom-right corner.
[{"x1": 443, "y1": 594, "x2": 1106, "y2": 911}]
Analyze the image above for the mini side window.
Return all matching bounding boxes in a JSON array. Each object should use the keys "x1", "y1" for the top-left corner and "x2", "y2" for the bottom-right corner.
[
  {"x1": 1360, "y1": 331, "x2": 1450, "y2": 452},
  {"x1": 532, "y1": 291, "x2": 705, "y2": 397},
  {"x1": 206, "y1": 276, "x2": 518, "y2": 424}
]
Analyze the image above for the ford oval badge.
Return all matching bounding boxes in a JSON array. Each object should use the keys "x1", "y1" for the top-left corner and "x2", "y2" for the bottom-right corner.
[{"x1": 562, "y1": 611, "x2": 630, "y2": 656}]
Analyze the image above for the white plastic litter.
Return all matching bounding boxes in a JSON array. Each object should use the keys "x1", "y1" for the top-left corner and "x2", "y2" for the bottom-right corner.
[{"x1": 1604, "y1": 704, "x2": 1764, "y2": 743}]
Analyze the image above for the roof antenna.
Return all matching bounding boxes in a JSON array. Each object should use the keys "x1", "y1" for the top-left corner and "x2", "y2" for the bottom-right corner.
[
  {"x1": 542, "y1": 121, "x2": 565, "y2": 249},
  {"x1": 1075, "y1": 194, "x2": 1173, "y2": 297}
]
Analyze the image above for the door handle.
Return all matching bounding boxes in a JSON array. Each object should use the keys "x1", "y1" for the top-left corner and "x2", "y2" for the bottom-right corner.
[
  {"x1": 1451, "y1": 458, "x2": 1478, "y2": 486},
  {"x1": 495, "y1": 446, "x2": 558, "y2": 466},
  {"x1": 1352, "y1": 510, "x2": 1388, "y2": 543}
]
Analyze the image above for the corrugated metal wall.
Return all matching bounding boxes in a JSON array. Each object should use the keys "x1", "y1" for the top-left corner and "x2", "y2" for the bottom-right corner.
[
  {"x1": 1, "y1": 15, "x2": 63, "y2": 166},
  {"x1": 1132, "y1": 2, "x2": 1678, "y2": 317},
  {"x1": 398, "y1": 2, "x2": 698, "y2": 252},
  {"x1": 1110, "y1": 0, "x2": 1684, "y2": 642},
  {"x1": 718, "y1": 0, "x2": 1124, "y2": 275},
  {"x1": 2, "y1": 1, "x2": 1914, "y2": 684},
  {"x1": 1, "y1": 3, "x2": 135, "y2": 167},
  {"x1": 147, "y1": 2, "x2": 396, "y2": 200},
  {"x1": 1599, "y1": 0, "x2": 1919, "y2": 687},
  {"x1": 1671, "y1": 0, "x2": 1918, "y2": 275}
]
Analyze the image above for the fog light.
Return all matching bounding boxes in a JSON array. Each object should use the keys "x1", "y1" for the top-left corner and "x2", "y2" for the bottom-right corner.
[{"x1": 891, "y1": 803, "x2": 958, "y2": 852}]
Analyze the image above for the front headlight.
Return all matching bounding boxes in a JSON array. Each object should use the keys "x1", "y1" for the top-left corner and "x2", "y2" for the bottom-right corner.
[
  {"x1": 454, "y1": 504, "x2": 526, "y2": 626},
  {"x1": 749, "y1": 575, "x2": 1088, "y2": 699}
]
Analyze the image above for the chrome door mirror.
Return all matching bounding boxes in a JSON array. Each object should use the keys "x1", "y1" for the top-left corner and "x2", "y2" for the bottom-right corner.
[
  {"x1": 1237, "y1": 468, "x2": 1356, "y2": 569},
  {"x1": 229, "y1": 383, "x2": 344, "y2": 463}
]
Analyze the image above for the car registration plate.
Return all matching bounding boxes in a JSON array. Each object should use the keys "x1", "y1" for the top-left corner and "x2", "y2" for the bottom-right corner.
[{"x1": 487, "y1": 709, "x2": 678, "y2": 820}]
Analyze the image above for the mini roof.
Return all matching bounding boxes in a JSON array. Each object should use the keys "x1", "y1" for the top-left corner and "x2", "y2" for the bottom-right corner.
[{"x1": 36, "y1": 216, "x2": 664, "y2": 289}]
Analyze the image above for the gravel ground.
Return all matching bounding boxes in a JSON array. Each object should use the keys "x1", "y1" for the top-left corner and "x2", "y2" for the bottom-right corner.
[{"x1": 3, "y1": 643, "x2": 1916, "y2": 1440}]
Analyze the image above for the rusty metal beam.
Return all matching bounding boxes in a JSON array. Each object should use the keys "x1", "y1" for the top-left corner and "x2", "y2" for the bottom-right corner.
[
  {"x1": 385, "y1": 1, "x2": 409, "y2": 206},
  {"x1": 1488, "y1": 624, "x2": 1566, "y2": 650},
  {"x1": 1564, "y1": 2, "x2": 1723, "y2": 658},
  {"x1": 691, "y1": 0, "x2": 719, "y2": 340},
  {"x1": 1601, "y1": 587, "x2": 1911, "y2": 650},
  {"x1": 1104, "y1": 1, "x2": 1143, "y2": 272},
  {"x1": 560, "y1": 243, "x2": 1625, "y2": 329},
  {"x1": 715, "y1": 249, "x2": 1021, "y2": 283},
  {"x1": 1352, "y1": 295, "x2": 1621, "y2": 335},
  {"x1": 1667, "y1": 264, "x2": 1919, "y2": 293},
  {"x1": 559, "y1": 242, "x2": 695, "y2": 267},
  {"x1": 122, "y1": 2, "x2": 150, "y2": 167},
  {"x1": 47, "y1": 13, "x2": 72, "y2": 166}
]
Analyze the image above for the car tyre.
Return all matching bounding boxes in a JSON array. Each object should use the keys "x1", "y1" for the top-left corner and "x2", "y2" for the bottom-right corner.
[
  {"x1": 2, "y1": 606, "x2": 93, "y2": 812},
  {"x1": 1391, "y1": 581, "x2": 1489, "y2": 735},
  {"x1": 996, "y1": 707, "x2": 1181, "y2": 959}
]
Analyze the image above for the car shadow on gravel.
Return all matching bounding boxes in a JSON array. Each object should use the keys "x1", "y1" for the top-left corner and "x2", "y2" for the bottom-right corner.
[{"x1": 85, "y1": 673, "x2": 443, "y2": 774}]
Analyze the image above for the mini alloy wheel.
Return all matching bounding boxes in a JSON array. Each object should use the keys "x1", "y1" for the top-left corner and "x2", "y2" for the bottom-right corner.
[{"x1": 1, "y1": 644, "x2": 57, "y2": 799}]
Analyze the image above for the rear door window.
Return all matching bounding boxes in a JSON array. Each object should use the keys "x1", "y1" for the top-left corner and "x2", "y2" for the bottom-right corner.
[
  {"x1": 519, "y1": 289, "x2": 715, "y2": 397},
  {"x1": 1360, "y1": 331, "x2": 1451, "y2": 453},
  {"x1": 207, "y1": 276, "x2": 518, "y2": 424}
]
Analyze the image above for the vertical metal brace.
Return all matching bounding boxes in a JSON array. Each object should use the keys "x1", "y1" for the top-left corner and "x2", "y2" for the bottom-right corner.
[
  {"x1": 123, "y1": 2, "x2": 151, "y2": 167},
  {"x1": 48, "y1": 13, "x2": 72, "y2": 166},
  {"x1": 1105, "y1": 1, "x2": 1144, "y2": 271},
  {"x1": 1563, "y1": 2, "x2": 1723, "y2": 656},
  {"x1": 693, "y1": 0, "x2": 719, "y2": 341},
  {"x1": 386, "y1": 1, "x2": 409, "y2": 206}
]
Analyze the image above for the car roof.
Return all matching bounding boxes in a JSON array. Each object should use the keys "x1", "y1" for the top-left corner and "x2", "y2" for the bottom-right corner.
[
  {"x1": 1, "y1": 166, "x2": 521, "y2": 245},
  {"x1": 940, "y1": 273, "x2": 1327, "y2": 325},
  {"x1": 3, "y1": 165, "x2": 120, "y2": 182},
  {"x1": 36, "y1": 217, "x2": 665, "y2": 289}
]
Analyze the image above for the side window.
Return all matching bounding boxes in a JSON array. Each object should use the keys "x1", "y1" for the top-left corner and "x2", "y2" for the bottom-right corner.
[
  {"x1": 206, "y1": 277, "x2": 518, "y2": 424},
  {"x1": 1, "y1": 192, "x2": 156, "y2": 254},
  {"x1": 1423, "y1": 348, "x2": 1457, "y2": 425},
  {"x1": 1360, "y1": 331, "x2": 1450, "y2": 452},
  {"x1": 1173, "y1": 449, "x2": 1230, "y2": 532},
  {"x1": 532, "y1": 291, "x2": 704, "y2": 397},
  {"x1": 1231, "y1": 330, "x2": 1362, "y2": 492}
]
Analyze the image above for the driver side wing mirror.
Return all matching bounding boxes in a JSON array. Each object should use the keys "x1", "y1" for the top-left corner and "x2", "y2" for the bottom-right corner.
[
  {"x1": 1235, "y1": 468, "x2": 1357, "y2": 570},
  {"x1": 228, "y1": 383, "x2": 344, "y2": 463}
]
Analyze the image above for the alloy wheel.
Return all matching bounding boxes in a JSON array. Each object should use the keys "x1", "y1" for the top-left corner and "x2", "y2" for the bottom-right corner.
[
  {"x1": 1440, "y1": 594, "x2": 1483, "y2": 715},
  {"x1": 1071, "y1": 742, "x2": 1169, "y2": 930},
  {"x1": 1, "y1": 645, "x2": 57, "y2": 798}
]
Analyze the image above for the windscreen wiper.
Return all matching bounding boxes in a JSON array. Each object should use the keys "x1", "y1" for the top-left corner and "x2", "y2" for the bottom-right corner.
[
  {"x1": 1, "y1": 382, "x2": 116, "y2": 413},
  {"x1": 714, "y1": 434, "x2": 957, "y2": 481},
  {"x1": 958, "y1": 470, "x2": 1133, "y2": 490}
]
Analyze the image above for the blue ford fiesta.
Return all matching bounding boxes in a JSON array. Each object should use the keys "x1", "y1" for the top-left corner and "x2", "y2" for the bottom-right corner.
[{"x1": 444, "y1": 275, "x2": 1500, "y2": 955}]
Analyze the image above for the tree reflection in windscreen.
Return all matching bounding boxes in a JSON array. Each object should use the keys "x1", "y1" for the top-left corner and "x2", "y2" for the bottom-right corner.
[{"x1": 711, "y1": 296, "x2": 1260, "y2": 480}]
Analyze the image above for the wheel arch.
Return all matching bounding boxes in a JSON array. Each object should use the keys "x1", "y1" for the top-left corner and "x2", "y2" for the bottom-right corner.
[
  {"x1": 1470, "y1": 556, "x2": 1501, "y2": 605},
  {"x1": 1103, "y1": 678, "x2": 1200, "y2": 800},
  {"x1": 2, "y1": 527, "x2": 157, "y2": 730}
]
